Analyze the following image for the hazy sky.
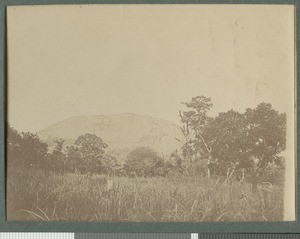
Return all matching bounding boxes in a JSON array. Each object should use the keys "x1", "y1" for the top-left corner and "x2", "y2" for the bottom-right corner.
[{"x1": 7, "y1": 4, "x2": 294, "y2": 133}]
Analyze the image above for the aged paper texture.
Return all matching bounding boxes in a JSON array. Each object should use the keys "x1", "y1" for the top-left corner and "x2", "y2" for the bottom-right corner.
[{"x1": 6, "y1": 5, "x2": 295, "y2": 222}]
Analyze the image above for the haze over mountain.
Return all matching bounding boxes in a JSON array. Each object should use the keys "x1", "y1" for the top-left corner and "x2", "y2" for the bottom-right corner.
[{"x1": 38, "y1": 113, "x2": 184, "y2": 160}]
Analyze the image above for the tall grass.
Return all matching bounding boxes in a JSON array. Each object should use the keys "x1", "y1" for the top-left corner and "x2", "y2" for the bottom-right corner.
[{"x1": 7, "y1": 167, "x2": 284, "y2": 222}]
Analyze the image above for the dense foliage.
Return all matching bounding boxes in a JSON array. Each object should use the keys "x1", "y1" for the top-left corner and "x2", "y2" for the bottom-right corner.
[
  {"x1": 177, "y1": 97, "x2": 286, "y2": 190},
  {"x1": 123, "y1": 147, "x2": 171, "y2": 177}
]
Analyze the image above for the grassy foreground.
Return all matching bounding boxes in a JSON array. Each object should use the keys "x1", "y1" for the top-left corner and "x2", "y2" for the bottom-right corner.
[{"x1": 7, "y1": 167, "x2": 284, "y2": 222}]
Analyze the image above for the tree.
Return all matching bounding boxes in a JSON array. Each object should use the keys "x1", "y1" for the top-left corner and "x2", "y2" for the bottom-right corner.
[
  {"x1": 208, "y1": 103, "x2": 286, "y2": 190},
  {"x1": 7, "y1": 124, "x2": 23, "y2": 166},
  {"x1": 241, "y1": 103, "x2": 286, "y2": 192},
  {"x1": 74, "y1": 133, "x2": 108, "y2": 174},
  {"x1": 7, "y1": 124, "x2": 48, "y2": 168},
  {"x1": 123, "y1": 147, "x2": 165, "y2": 177},
  {"x1": 20, "y1": 132, "x2": 48, "y2": 167},
  {"x1": 98, "y1": 154, "x2": 119, "y2": 175},
  {"x1": 49, "y1": 139, "x2": 67, "y2": 173},
  {"x1": 66, "y1": 145, "x2": 82, "y2": 173},
  {"x1": 179, "y1": 96, "x2": 214, "y2": 177},
  {"x1": 208, "y1": 110, "x2": 247, "y2": 180},
  {"x1": 202, "y1": 103, "x2": 286, "y2": 190}
]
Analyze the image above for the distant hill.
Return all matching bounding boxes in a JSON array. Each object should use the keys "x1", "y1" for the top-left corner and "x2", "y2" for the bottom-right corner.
[{"x1": 38, "y1": 113, "x2": 184, "y2": 161}]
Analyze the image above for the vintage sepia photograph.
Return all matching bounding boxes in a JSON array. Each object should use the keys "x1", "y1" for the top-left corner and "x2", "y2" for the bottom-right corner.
[{"x1": 6, "y1": 4, "x2": 295, "y2": 222}]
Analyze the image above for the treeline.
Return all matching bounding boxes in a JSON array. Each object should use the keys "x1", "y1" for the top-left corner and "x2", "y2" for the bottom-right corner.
[
  {"x1": 8, "y1": 129, "x2": 115, "y2": 175},
  {"x1": 7, "y1": 95, "x2": 287, "y2": 190},
  {"x1": 7, "y1": 127, "x2": 171, "y2": 177}
]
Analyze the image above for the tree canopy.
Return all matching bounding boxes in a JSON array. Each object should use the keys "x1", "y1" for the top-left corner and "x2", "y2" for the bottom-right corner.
[
  {"x1": 178, "y1": 97, "x2": 287, "y2": 190},
  {"x1": 7, "y1": 124, "x2": 48, "y2": 167},
  {"x1": 124, "y1": 147, "x2": 166, "y2": 177}
]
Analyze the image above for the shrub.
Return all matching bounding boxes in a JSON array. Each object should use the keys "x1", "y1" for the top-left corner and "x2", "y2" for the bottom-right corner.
[{"x1": 124, "y1": 147, "x2": 167, "y2": 177}]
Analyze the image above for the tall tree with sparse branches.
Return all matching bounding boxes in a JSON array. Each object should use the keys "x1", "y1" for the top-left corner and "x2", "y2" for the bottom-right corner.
[{"x1": 179, "y1": 96, "x2": 214, "y2": 178}]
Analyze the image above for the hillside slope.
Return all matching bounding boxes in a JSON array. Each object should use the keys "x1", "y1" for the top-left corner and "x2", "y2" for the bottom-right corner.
[{"x1": 38, "y1": 113, "x2": 184, "y2": 160}]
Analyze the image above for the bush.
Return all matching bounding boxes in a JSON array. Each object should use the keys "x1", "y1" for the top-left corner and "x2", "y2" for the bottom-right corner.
[{"x1": 124, "y1": 147, "x2": 168, "y2": 177}]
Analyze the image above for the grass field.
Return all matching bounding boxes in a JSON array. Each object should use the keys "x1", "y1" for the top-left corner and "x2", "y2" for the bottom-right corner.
[{"x1": 7, "y1": 167, "x2": 284, "y2": 222}]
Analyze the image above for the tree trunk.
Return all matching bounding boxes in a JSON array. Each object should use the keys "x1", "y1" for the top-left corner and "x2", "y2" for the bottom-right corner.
[
  {"x1": 240, "y1": 168, "x2": 245, "y2": 182},
  {"x1": 207, "y1": 154, "x2": 211, "y2": 178}
]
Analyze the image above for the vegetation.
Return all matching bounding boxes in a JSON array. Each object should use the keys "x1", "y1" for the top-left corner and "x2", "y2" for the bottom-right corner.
[
  {"x1": 6, "y1": 96, "x2": 286, "y2": 221},
  {"x1": 7, "y1": 168, "x2": 283, "y2": 222},
  {"x1": 178, "y1": 97, "x2": 286, "y2": 192},
  {"x1": 123, "y1": 147, "x2": 171, "y2": 177}
]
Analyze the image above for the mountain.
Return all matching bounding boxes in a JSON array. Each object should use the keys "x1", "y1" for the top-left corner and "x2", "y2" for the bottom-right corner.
[{"x1": 38, "y1": 113, "x2": 184, "y2": 161}]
